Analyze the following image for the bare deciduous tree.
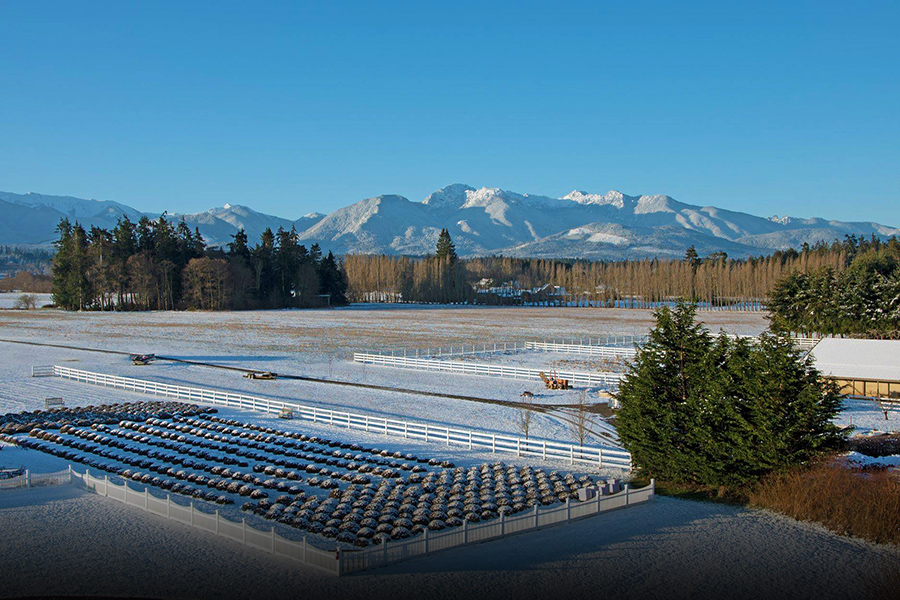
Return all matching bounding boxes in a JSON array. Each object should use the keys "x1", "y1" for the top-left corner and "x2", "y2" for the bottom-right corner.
[
  {"x1": 516, "y1": 391, "x2": 535, "y2": 439},
  {"x1": 13, "y1": 293, "x2": 37, "y2": 310},
  {"x1": 569, "y1": 390, "x2": 591, "y2": 446}
]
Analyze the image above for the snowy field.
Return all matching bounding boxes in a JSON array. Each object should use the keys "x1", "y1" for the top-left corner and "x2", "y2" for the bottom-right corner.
[
  {"x1": 0, "y1": 291, "x2": 53, "y2": 309},
  {"x1": 438, "y1": 348, "x2": 631, "y2": 373},
  {"x1": 0, "y1": 483, "x2": 896, "y2": 600},
  {"x1": 1, "y1": 306, "x2": 898, "y2": 599}
]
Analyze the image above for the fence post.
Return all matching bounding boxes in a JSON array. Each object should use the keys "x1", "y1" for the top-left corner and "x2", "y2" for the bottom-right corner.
[
  {"x1": 500, "y1": 512, "x2": 505, "y2": 536},
  {"x1": 424, "y1": 527, "x2": 429, "y2": 554},
  {"x1": 533, "y1": 504, "x2": 539, "y2": 529},
  {"x1": 271, "y1": 526, "x2": 276, "y2": 553},
  {"x1": 302, "y1": 536, "x2": 307, "y2": 563},
  {"x1": 516, "y1": 438, "x2": 520, "y2": 457},
  {"x1": 424, "y1": 424, "x2": 428, "y2": 442},
  {"x1": 468, "y1": 431, "x2": 473, "y2": 450},
  {"x1": 491, "y1": 434, "x2": 495, "y2": 453},
  {"x1": 25, "y1": 469, "x2": 31, "y2": 489},
  {"x1": 566, "y1": 498, "x2": 571, "y2": 522},
  {"x1": 650, "y1": 479, "x2": 656, "y2": 499},
  {"x1": 463, "y1": 519, "x2": 468, "y2": 543},
  {"x1": 624, "y1": 484, "x2": 630, "y2": 507}
]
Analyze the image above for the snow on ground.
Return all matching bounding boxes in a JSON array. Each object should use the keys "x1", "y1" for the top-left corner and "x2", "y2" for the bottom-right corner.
[
  {"x1": 2, "y1": 307, "x2": 899, "y2": 598},
  {"x1": 438, "y1": 348, "x2": 630, "y2": 373},
  {"x1": 0, "y1": 483, "x2": 896, "y2": 600},
  {"x1": 834, "y1": 397, "x2": 900, "y2": 434},
  {"x1": 843, "y1": 451, "x2": 900, "y2": 468},
  {"x1": 0, "y1": 292, "x2": 53, "y2": 309},
  {"x1": 0, "y1": 341, "x2": 614, "y2": 447}
]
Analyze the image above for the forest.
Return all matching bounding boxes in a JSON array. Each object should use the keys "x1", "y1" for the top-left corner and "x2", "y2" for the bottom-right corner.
[
  {"x1": 767, "y1": 235, "x2": 900, "y2": 336},
  {"x1": 50, "y1": 216, "x2": 348, "y2": 311},
  {"x1": 45, "y1": 211, "x2": 900, "y2": 334},
  {"x1": 344, "y1": 238, "x2": 866, "y2": 308}
]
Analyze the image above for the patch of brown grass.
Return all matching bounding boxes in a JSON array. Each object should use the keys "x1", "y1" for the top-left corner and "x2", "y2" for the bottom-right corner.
[{"x1": 749, "y1": 458, "x2": 900, "y2": 546}]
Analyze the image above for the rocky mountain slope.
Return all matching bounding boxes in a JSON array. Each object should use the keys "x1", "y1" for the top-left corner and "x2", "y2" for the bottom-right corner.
[{"x1": 1, "y1": 186, "x2": 896, "y2": 259}]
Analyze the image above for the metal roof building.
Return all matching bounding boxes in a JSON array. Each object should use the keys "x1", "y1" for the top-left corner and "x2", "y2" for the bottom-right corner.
[{"x1": 811, "y1": 338, "x2": 900, "y2": 400}]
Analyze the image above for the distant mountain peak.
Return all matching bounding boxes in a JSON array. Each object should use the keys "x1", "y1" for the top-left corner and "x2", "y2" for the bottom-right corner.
[
  {"x1": 2, "y1": 187, "x2": 898, "y2": 261},
  {"x1": 422, "y1": 183, "x2": 476, "y2": 210}
]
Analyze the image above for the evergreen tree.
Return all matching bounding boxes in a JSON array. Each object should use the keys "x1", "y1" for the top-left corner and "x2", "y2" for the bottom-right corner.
[
  {"x1": 435, "y1": 228, "x2": 458, "y2": 263},
  {"x1": 616, "y1": 302, "x2": 844, "y2": 488},
  {"x1": 51, "y1": 218, "x2": 75, "y2": 309}
]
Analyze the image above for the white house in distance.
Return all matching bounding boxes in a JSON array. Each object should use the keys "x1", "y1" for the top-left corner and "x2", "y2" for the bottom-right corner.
[{"x1": 810, "y1": 338, "x2": 900, "y2": 400}]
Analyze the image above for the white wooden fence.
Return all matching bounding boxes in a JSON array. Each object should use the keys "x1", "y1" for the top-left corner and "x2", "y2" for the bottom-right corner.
[
  {"x1": 353, "y1": 353, "x2": 625, "y2": 389},
  {"x1": 0, "y1": 468, "x2": 71, "y2": 490},
  {"x1": 340, "y1": 479, "x2": 655, "y2": 573},
  {"x1": 70, "y1": 468, "x2": 341, "y2": 574},
  {"x1": 524, "y1": 342, "x2": 637, "y2": 359},
  {"x1": 34, "y1": 365, "x2": 632, "y2": 469},
  {"x1": 380, "y1": 335, "x2": 646, "y2": 360},
  {"x1": 7, "y1": 466, "x2": 651, "y2": 576}
]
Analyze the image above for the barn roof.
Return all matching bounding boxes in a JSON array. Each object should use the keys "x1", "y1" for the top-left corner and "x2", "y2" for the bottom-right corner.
[{"x1": 810, "y1": 338, "x2": 900, "y2": 382}]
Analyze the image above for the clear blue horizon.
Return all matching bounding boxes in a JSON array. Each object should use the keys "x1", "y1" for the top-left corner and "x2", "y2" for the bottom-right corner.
[{"x1": 1, "y1": 1, "x2": 898, "y2": 225}]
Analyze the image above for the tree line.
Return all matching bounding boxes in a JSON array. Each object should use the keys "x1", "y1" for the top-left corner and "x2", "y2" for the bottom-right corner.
[
  {"x1": 768, "y1": 235, "x2": 900, "y2": 336},
  {"x1": 343, "y1": 237, "x2": 861, "y2": 307},
  {"x1": 342, "y1": 228, "x2": 470, "y2": 304},
  {"x1": 51, "y1": 216, "x2": 347, "y2": 311}
]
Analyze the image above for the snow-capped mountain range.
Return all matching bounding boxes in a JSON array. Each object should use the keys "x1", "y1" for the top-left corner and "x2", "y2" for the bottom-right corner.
[{"x1": 2, "y1": 186, "x2": 897, "y2": 260}]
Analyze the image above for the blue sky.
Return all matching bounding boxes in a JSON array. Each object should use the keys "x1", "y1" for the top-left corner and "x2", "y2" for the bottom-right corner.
[{"x1": 1, "y1": 1, "x2": 898, "y2": 224}]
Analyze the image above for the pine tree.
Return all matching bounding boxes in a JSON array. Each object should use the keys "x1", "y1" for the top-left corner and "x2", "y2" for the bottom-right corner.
[
  {"x1": 616, "y1": 302, "x2": 844, "y2": 488},
  {"x1": 435, "y1": 228, "x2": 458, "y2": 263}
]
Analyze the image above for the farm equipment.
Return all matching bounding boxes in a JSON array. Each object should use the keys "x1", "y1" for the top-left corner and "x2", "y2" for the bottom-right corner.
[
  {"x1": 130, "y1": 354, "x2": 155, "y2": 365},
  {"x1": 244, "y1": 371, "x2": 277, "y2": 380},
  {"x1": 278, "y1": 407, "x2": 294, "y2": 419},
  {"x1": 539, "y1": 371, "x2": 570, "y2": 390}
]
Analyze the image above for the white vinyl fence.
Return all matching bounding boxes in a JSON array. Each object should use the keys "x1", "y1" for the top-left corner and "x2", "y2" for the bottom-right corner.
[
  {"x1": 379, "y1": 335, "x2": 646, "y2": 360},
  {"x1": 34, "y1": 365, "x2": 631, "y2": 469},
  {"x1": 353, "y1": 353, "x2": 625, "y2": 389},
  {"x1": 341, "y1": 479, "x2": 655, "y2": 573},
  {"x1": 0, "y1": 468, "x2": 71, "y2": 490},
  {"x1": 7, "y1": 466, "x2": 651, "y2": 576},
  {"x1": 70, "y1": 468, "x2": 341, "y2": 575},
  {"x1": 524, "y1": 342, "x2": 637, "y2": 359}
]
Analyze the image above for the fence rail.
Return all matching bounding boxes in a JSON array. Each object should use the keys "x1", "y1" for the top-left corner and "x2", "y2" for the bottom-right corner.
[
  {"x1": 524, "y1": 342, "x2": 637, "y2": 359},
  {"x1": 69, "y1": 468, "x2": 340, "y2": 575},
  {"x1": 378, "y1": 335, "x2": 647, "y2": 360},
  {"x1": 353, "y1": 353, "x2": 625, "y2": 389},
  {"x1": 66, "y1": 467, "x2": 652, "y2": 576},
  {"x1": 340, "y1": 479, "x2": 654, "y2": 573},
  {"x1": 0, "y1": 468, "x2": 71, "y2": 490},
  {"x1": 39, "y1": 365, "x2": 631, "y2": 469}
]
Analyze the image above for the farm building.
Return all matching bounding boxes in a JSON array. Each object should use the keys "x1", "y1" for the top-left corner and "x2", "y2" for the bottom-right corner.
[{"x1": 810, "y1": 338, "x2": 900, "y2": 400}]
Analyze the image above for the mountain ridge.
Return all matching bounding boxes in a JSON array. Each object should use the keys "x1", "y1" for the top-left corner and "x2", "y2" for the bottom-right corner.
[{"x1": 1, "y1": 186, "x2": 897, "y2": 260}]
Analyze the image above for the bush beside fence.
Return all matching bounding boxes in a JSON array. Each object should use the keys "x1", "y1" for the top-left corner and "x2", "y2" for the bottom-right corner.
[{"x1": 33, "y1": 365, "x2": 631, "y2": 469}]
